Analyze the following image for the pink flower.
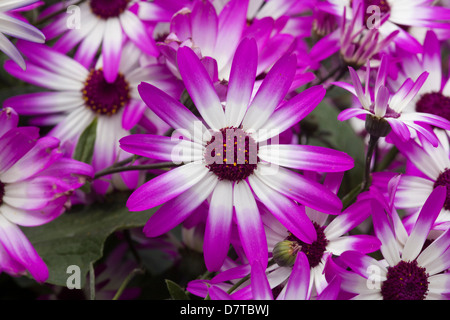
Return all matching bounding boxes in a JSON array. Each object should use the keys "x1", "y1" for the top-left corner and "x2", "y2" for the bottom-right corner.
[
  {"x1": 120, "y1": 38, "x2": 354, "y2": 272},
  {"x1": 0, "y1": 108, "x2": 93, "y2": 282}
]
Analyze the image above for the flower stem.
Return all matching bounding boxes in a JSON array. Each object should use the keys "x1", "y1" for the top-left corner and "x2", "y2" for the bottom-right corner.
[
  {"x1": 112, "y1": 268, "x2": 145, "y2": 301},
  {"x1": 362, "y1": 134, "x2": 379, "y2": 192},
  {"x1": 93, "y1": 162, "x2": 181, "y2": 180}
]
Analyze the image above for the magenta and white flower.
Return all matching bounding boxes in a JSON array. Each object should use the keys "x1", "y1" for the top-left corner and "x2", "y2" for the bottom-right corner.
[
  {"x1": 260, "y1": 186, "x2": 380, "y2": 299},
  {"x1": 387, "y1": 131, "x2": 450, "y2": 230},
  {"x1": 41, "y1": 0, "x2": 158, "y2": 83},
  {"x1": 0, "y1": 0, "x2": 45, "y2": 70},
  {"x1": 0, "y1": 108, "x2": 94, "y2": 282},
  {"x1": 391, "y1": 30, "x2": 450, "y2": 123},
  {"x1": 157, "y1": 0, "x2": 315, "y2": 89},
  {"x1": 3, "y1": 40, "x2": 184, "y2": 194},
  {"x1": 120, "y1": 38, "x2": 354, "y2": 272},
  {"x1": 329, "y1": 185, "x2": 450, "y2": 300},
  {"x1": 335, "y1": 55, "x2": 450, "y2": 146},
  {"x1": 310, "y1": 1, "x2": 399, "y2": 70}
]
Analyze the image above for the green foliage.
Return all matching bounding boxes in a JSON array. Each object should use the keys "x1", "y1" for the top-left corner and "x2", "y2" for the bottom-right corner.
[{"x1": 21, "y1": 192, "x2": 157, "y2": 288}]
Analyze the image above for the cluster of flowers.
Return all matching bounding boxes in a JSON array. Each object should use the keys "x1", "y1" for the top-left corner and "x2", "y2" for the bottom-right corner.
[{"x1": 1, "y1": 0, "x2": 450, "y2": 300}]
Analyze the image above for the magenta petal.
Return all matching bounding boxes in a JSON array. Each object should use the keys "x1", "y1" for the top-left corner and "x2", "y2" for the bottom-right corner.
[
  {"x1": 122, "y1": 100, "x2": 147, "y2": 131},
  {"x1": 190, "y1": 0, "x2": 218, "y2": 57},
  {"x1": 143, "y1": 173, "x2": 218, "y2": 237},
  {"x1": 258, "y1": 144, "x2": 354, "y2": 172},
  {"x1": 339, "y1": 250, "x2": 385, "y2": 279},
  {"x1": 0, "y1": 127, "x2": 38, "y2": 174},
  {"x1": 214, "y1": 0, "x2": 249, "y2": 72},
  {"x1": 177, "y1": 46, "x2": 225, "y2": 130},
  {"x1": 204, "y1": 180, "x2": 233, "y2": 272},
  {"x1": 284, "y1": 251, "x2": 310, "y2": 300},
  {"x1": 317, "y1": 276, "x2": 341, "y2": 300},
  {"x1": 251, "y1": 260, "x2": 273, "y2": 300},
  {"x1": 0, "y1": 215, "x2": 48, "y2": 282},
  {"x1": 127, "y1": 163, "x2": 209, "y2": 212},
  {"x1": 255, "y1": 165, "x2": 342, "y2": 215},
  {"x1": 102, "y1": 18, "x2": 123, "y2": 83},
  {"x1": 257, "y1": 85, "x2": 326, "y2": 141},
  {"x1": 371, "y1": 199, "x2": 401, "y2": 266},
  {"x1": 120, "y1": 134, "x2": 202, "y2": 163},
  {"x1": 0, "y1": 107, "x2": 19, "y2": 138},
  {"x1": 402, "y1": 185, "x2": 446, "y2": 261},
  {"x1": 233, "y1": 181, "x2": 268, "y2": 267},
  {"x1": 225, "y1": 37, "x2": 258, "y2": 127},
  {"x1": 248, "y1": 174, "x2": 317, "y2": 244},
  {"x1": 138, "y1": 82, "x2": 207, "y2": 142},
  {"x1": 325, "y1": 199, "x2": 373, "y2": 239},
  {"x1": 120, "y1": 10, "x2": 159, "y2": 57},
  {"x1": 242, "y1": 53, "x2": 297, "y2": 131},
  {"x1": 337, "y1": 108, "x2": 370, "y2": 122},
  {"x1": 0, "y1": 136, "x2": 61, "y2": 183},
  {"x1": 209, "y1": 286, "x2": 233, "y2": 300}
]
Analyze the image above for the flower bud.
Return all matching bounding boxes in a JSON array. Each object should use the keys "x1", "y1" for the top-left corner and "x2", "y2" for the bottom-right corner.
[{"x1": 272, "y1": 240, "x2": 300, "y2": 267}]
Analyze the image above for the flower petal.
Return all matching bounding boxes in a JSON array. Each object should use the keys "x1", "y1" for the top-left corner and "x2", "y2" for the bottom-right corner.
[
  {"x1": 204, "y1": 180, "x2": 234, "y2": 271},
  {"x1": 233, "y1": 180, "x2": 268, "y2": 267},
  {"x1": 177, "y1": 46, "x2": 225, "y2": 130},
  {"x1": 127, "y1": 162, "x2": 210, "y2": 212}
]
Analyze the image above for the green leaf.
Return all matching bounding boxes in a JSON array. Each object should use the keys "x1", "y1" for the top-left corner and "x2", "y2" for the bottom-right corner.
[
  {"x1": 21, "y1": 192, "x2": 157, "y2": 288},
  {"x1": 73, "y1": 117, "x2": 97, "y2": 164},
  {"x1": 301, "y1": 101, "x2": 365, "y2": 196},
  {"x1": 165, "y1": 279, "x2": 190, "y2": 300}
]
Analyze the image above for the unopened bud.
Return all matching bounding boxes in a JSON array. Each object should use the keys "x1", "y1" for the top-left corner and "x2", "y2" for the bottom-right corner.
[{"x1": 272, "y1": 240, "x2": 301, "y2": 267}]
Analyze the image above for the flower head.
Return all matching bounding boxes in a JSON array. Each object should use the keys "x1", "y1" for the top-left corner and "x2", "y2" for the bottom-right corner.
[
  {"x1": 41, "y1": 0, "x2": 158, "y2": 83},
  {"x1": 0, "y1": 107, "x2": 93, "y2": 282},
  {"x1": 3, "y1": 40, "x2": 183, "y2": 194},
  {"x1": 120, "y1": 38, "x2": 354, "y2": 272},
  {"x1": 335, "y1": 55, "x2": 450, "y2": 146},
  {"x1": 328, "y1": 183, "x2": 450, "y2": 300}
]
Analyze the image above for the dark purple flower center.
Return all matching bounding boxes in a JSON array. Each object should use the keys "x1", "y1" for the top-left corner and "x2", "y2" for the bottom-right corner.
[
  {"x1": 381, "y1": 260, "x2": 429, "y2": 300},
  {"x1": 416, "y1": 92, "x2": 450, "y2": 122},
  {"x1": 365, "y1": 0, "x2": 391, "y2": 15},
  {"x1": 434, "y1": 169, "x2": 450, "y2": 210},
  {"x1": 82, "y1": 69, "x2": 130, "y2": 116},
  {"x1": 286, "y1": 222, "x2": 329, "y2": 268},
  {"x1": 90, "y1": 0, "x2": 130, "y2": 19},
  {"x1": 0, "y1": 181, "x2": 4, "y2": 206},
  {"x1": 205, "y1": 127, "x2": 258, "y2": 182}
]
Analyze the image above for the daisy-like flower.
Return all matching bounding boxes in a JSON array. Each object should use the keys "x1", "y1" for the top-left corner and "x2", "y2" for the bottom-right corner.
[
  {"x1": 321, "y1": 0, "x2": 450, "y2": 53},
  {"x1": 385, "y1": 131, "x2": 450, "y2": 230},
  {"x1": 187, "y1": 252, "x2": 342, "y2": 300},
  {"x1": 329, "y1": 185, "x2": 450, "y2": 300},
  {"x1": 240, "y1": 173, "x2": 380, "y2": 299},
  {"x1": 158, "y1": 0, "x2": 250, "y2": 81},
  {"x1": 0, "y1": 0, "x2": 45, "y2": 70},
  {"x1": 120, "y1": 38, "x2": 354, "y2": 271},
  {"x1": 41, "y1": 0, "x2": 158, "y2": 83},
  {"x1": 157, "y1": 0, "x2": 315, "y2": 89},
  {"x1": 3, "y1": 40, "x2": 184, "y2": 194},
  {"x1": 0, "y1": 108, "x2": 94, "y2": 282},
  {"x1": 390, "y1": 30, "x2": 450, "y2": 123},
  {"x1": 335, "y1": 55, "x2": 450, "y2": 146},
  {"x1": 309, "y1": 1, "x2": 399, "y2": 70}
]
